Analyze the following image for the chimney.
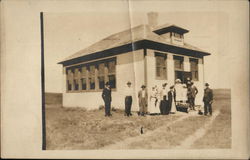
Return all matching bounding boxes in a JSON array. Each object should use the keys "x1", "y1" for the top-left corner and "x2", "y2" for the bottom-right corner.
[{"x1": 147, "y1": 12, "x2": 158, "y2": 28}]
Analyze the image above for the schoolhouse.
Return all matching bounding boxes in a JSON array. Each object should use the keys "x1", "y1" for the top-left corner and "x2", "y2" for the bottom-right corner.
[{"x1": 58, "y1": 12, "x2": 210, "y2": 110}]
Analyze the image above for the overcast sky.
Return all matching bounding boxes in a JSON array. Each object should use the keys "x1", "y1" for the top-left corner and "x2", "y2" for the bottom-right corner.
[{"x1": 44, "y1": 1, "x2": 230, "y2": 93}]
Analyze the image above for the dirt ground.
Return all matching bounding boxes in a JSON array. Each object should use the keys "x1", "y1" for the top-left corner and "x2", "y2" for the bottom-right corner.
[{"x1": 45, "y1": 89, "x2": 231, "y2": 150}]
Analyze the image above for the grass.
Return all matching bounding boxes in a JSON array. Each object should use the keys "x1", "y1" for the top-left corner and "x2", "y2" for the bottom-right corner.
[
  {"x1": 45, "y1": 89, "x2": 231, "y2": 150},
  {"x1": 45, "y1": 92, "x2": 62, "y2": 108},
  {"x1": 46, "y1": 107, "x2": 181, "y2": 150},
  {"x1": 191, "y1": 89, "x2": 231, "y2": 148},
  {"x1": 124, "y1": 115, "x2": 211, "y2": 149}
]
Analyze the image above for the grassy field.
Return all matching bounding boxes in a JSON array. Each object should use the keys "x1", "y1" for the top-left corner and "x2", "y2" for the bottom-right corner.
[
  {"x1": 191, "y1": 89, "x2": 231, "y2": 148},
  {"x1": 45, "y1": 92, "x2": 62, "y2": 108},
  {"x1": 45, "y1": 89, "x2": 231, "y2": 150}
]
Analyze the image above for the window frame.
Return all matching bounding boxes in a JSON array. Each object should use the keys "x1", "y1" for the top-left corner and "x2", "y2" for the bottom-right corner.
[
  {"x1": 155, "y1": 52, "x2": 167, "y2": 80},
  {"x1": 174, "y1": 55, "x2": 184, "y2": 71},
  {"x1": 189, "y1": 58, "x2": 199, "y2": 81},
  {"x1": 65, "y1": 57, "x2": 117, "y2": 93}
]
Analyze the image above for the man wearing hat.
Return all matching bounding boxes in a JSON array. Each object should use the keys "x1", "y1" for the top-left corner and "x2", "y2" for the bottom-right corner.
[
  {"x1": 203, "y1": 83, "x2": 213, "y2": 116},
  {"x1": 124, "y1": 81, "x2": 133, "y2": 117},
  {"x1": 187, "y1": 81, "x2": 198, "y2": 110},
  {"x1": 138, "y1": 85, "x2": 148, "y2": 116},
  {"x1": 102, "y1": 82, "x2": 112, "y2": 117}
]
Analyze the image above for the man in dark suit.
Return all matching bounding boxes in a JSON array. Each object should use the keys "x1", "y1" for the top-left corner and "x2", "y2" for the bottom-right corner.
[
  {"x1": 203, "y1": 83, "x2": 213, "y2": 116},
  {"x1": 102, "y1": 82, "x2": 112, "y2": 117}
]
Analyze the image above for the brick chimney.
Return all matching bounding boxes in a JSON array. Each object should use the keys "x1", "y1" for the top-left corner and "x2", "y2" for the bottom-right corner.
[{"x1": 147, "y1": 12, "x2": 158, "y2": 28}]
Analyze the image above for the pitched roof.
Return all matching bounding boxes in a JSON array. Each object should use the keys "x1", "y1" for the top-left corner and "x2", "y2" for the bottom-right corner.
[{"x1": 59, "y1": 24, "x2": 209, "y2": 64}]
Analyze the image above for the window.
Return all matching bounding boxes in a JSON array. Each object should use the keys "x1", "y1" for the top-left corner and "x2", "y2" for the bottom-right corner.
[
  {"x1": 107, "y1": 61, "x2": 116, "y2": 88},
  {"x1": 81, "y1": 66, "x2": 87, "y2": 90},
  {"x1": 67, "y1": 80, "x2": 71, "y2": 91},
  {"x1": 190, "y1": 58, "x2": 199, "y2": 81},
  {"x1": 98, "y1": 63, "x2": 105, "y2": 89},
  {"x1": 65, "y1": 58, "x2": 116, "y2": 92},
  {"x1": 73, "y1": 68, "x2": 80, "y2": 90},
  {"x1": 155, "y1": 53, "x2": 167, "y2": 79},
  {"x1": 174, "y1": 56, "x2": 184, "y2": 71},
  {"x1": 173, "y1": 32, "x2": 183, "y2": 38},
  {"x1": 66, "y1": 69, "x2": 73, "y2": 91},
  {"x1": 89, "y1": 65, "x2": 95, "y2": 90}
]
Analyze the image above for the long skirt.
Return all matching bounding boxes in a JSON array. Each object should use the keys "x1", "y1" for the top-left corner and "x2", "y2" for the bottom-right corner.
[
  {"x1": 149, "y1": 98, "x2": 160, "y2": 114},
  {"x1": 170, "y1": 100, "x2": 177, "y2": 113},
  {"x1": 160, "y1": 100, "x2": 168, "y2": 115}
]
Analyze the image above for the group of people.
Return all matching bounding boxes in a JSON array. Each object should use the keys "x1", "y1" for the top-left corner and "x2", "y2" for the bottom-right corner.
[{"x1": 101, "y1": 78, "x2": 213, "y2": 117}]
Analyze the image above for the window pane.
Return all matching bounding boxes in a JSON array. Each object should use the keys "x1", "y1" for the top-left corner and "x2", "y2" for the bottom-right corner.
[
  {"x1": 190, "y1": 59, "x2": 198, "y2": 80},
  {"x1": 156, "y1": 67, "x2": 161, "y2": 77},
  {"x1": 156, "y1": 56, "x2": 165, "y2": 66},
  {"x1": 89, "y1": 65, "x2": 95, "y2": 76},
  {"x1": 74, "y1": 79, "x2": 79, "y2": 90},
  {"x1": 162, "y1": 67, "x2": 167, "y2": 78},
  {"x1": 98, "y1": 76, "x2": 105, "y2": 89},
  {"x1": 81, "y1": 78, "x2": 86, "y2": 90},
  {"x1": 98, "y1": 63, "x2": 105, "y2": 75},
  {"x1": 174, "y1": 59, "x2": 183, "y2": 70},
  {"x1": 108, "y1": 75, "x2": 116, "y2": 88},
  {"x1": 108, "y1": 61, "x2": 115, "y2": 73},
  {"x1": 82, "y1": 66, "x2": 87, "y2": 77},
  {"x1": 89, "y1": 77, "x2": 95, "y2": 90},
  {"x1": 67, "y1": 80, "x2": 72, "y2": 91}
]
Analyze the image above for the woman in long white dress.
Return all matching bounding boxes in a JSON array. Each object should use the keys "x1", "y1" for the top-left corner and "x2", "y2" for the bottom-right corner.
[
  {"x1": 168, "y1": 85, "x2": 177, "y2": 114},
  {"x1": 149, "y1": 86, "x2": 160, "y2": 114}
]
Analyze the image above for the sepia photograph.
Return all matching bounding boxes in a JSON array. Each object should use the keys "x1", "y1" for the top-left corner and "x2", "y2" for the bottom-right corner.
[
  {"x1": 1, "y1": 0, "x2": 248, "y2": 159},
  {"x1": 44, "y1": 11, "x2": 231, "y2": 150}
]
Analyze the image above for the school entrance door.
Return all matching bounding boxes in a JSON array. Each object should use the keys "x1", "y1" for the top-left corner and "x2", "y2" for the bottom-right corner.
[{"x1": 175, "y1": 71, "x2": 192, "y2": 84}]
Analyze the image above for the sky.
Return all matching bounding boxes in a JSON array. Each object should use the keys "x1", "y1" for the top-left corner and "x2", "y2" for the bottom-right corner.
[{"x1": 44, "y1": 2, "x2": 231, "y2": 93}]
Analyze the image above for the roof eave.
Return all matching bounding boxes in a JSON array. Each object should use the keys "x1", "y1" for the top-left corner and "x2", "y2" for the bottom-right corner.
[{"x1": 59, "y1": 40, "x2": 210, "y2": 66}]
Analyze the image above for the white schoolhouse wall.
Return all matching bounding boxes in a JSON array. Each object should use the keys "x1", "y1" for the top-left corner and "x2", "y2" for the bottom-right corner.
[
  {"x1": 62, "y1": 50, "x2": 145, "y2": 111},
  {"x1": 62, "y1": 49, "x2": 204, "y2": 109}
]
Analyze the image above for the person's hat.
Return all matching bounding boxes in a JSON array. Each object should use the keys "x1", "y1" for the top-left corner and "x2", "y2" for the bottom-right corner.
[
  {"x1": 205, "y1": 83, "x2": 209, "y2": 86},
  {"x1": 141, "y1": 85, "x2": 146, "y2": 88},
  {"x1": 127, "y1": 81, "x2": 131, "y2": 85},
  {"x1": 175, "y1": 79, "x2": 181, "y2": 83},
  {"x1": 162, "y1": 83, "x2": 167, "y2": 87},
  {"x1": 170, "y1": 85, "x2": 174, "y2": 89},
  {"x1": 105, "y1": 82, "x2": 110, "y2": 86}
]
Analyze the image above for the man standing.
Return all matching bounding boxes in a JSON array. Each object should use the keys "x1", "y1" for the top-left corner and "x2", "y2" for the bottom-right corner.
[
  {"x1": 138, "y1": 85, "x2": 148, "y2": 116},
  {"x1": 203, "y1": 83, "x2": 213, "y2": 116},
  {"x1": 188, "y1": 82, "x2": 198, "y2": 110},
  {"x1": 102, "y1": 82, "x2": 112, "y2": 117},
  {"x1": 124, "y1": 81, "x2": 133, "y2": 117},
  {"x1": 191, "y1": 82, "x2": 198, "y2": 110}
]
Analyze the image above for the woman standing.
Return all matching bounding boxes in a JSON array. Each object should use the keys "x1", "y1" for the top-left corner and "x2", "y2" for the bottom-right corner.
[
  {"x1": 149, "y1": 86, "x2": 160, "y2": 115},
  {"x1": 168, "y1": 85, "x2": 177, "y2": 114}
]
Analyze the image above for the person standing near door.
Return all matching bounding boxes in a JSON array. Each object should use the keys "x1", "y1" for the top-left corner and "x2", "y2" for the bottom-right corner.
[
  {"x1": 102, "y1": 82, "x2": 112, "y2": 117},
  {"x1": 190, "y1": 82, "x2": 198, "y2": 110}
]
